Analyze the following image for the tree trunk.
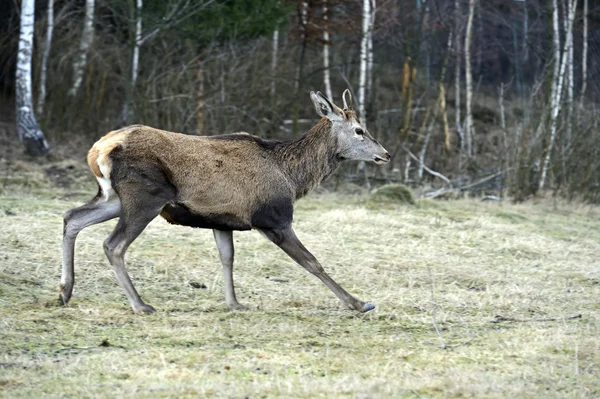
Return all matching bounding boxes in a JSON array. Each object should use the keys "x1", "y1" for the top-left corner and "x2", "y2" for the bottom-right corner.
[
  {"x1": 292, "y1": 1, "x2": 308, "y2": 136},
  {"x1": 37, "y1": 0, "x2": 54, "y2": 116},
  {"x1": 16, "y1": 0, "x2": 50, "y2": 156},
  {"x1": 322, "y1": 0, "x2": 333, "y2": 100},
  {"x1": 539, "y1": 0, "x2": 577, "y2": 189},
  {"x1": 454, "y1": 0, "x2": 464, "y2": 187},
  {"x1": 120, "y1": 0, "x2": 142, "y2": 125},
  {"x1": 358, "y1": 0, "x2": 373, "y2": 188},
  {"x1": 464, "y1": 0, "x2": 476, "y2": 159},
  {"x1": 271, "y1": 29, "x2": 279, "y2": 97},
  {"x1": 69, "y1": 0, "x2": 95, "y2": 97},
  {"x1": 566, "y1": 0, "x2": 574, "y2": 145},
  {"x1": 358, "y1": 0, "x2": 370, "y2": 124},
  {"x1": 580, "y1": 0, "x2": 588, "y2": 103},
  {"x1": 366, "y1": 0, "x2": 376, "y2": 105},
  {"x1": 358, "y1": 0, "x2": 370, "y2": 120}
]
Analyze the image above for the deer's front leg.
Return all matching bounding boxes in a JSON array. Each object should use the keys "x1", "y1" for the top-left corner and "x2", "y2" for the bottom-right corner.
[
  {"x1": 260, "y1": 226, "x2": 375, "y2": 313},
  {"x1": 213, "y1": 229, "x2": 246, "y2": 310}
]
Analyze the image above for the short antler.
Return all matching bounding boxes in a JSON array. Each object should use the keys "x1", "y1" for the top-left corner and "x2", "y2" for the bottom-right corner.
[{"x1": 342, "y1": 89, "x2": 353, "y2": 110}]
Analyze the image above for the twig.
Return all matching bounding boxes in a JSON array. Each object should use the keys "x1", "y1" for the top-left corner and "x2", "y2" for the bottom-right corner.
[
  {"x1": 402, "y1": 146, "x2": 452, "y2": 187},
  {"x1": 491, "y1": 314, "x2": 582, "y2": 323}
]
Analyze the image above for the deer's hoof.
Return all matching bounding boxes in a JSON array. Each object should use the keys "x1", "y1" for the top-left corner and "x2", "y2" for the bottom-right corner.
[
  {"x1": 133, "y1": 303, "x2": 156, "y2": 314},
  {"x1": 361, "y1": 303, "x2": 376, "y2": 313},
  {"x1": 59, "y1": 284, "x2": 72, "y2": 306}
]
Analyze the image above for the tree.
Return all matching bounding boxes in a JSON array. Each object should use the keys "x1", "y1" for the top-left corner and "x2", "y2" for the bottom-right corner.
[
  {"x1": 464, "y1": 0, "x2": 476, "y2": 158},
  {"x1": 580, "y1": 0, "x2": 588, "y2": 104},
  {"x1": 539, "y1": 0, "x2": 577, "y2": 189},
  {"x1": 358, "y1": 0, "x2": 371, "y2": 124},
  {"x1": 69, "y1": 0, "x2": 95, "y2": 97},
  {"x1": 16, "y1": 0, "x2": 50, "y2": 156},
  {"x1": 322, "y1": 0, "x2": 332, "y2": 100},
  {"x1": 120, "y1": 0, "x2": 143, "y2": 125},
  {"x1": 37, "y1": 0, "x2": 54, "y2": 116}
]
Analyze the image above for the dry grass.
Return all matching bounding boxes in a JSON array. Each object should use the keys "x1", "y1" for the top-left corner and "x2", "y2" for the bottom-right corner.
[{"x1": 0, "y1": 171, "x2": 599, "y2": 398}]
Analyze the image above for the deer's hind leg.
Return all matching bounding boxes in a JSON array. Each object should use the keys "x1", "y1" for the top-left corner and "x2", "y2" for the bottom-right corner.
[
  {"x1": 102, "y1": 189, "x2": 169, "y2": 314},
  {"x1": 61, "y1": 190, "x2": 121, "y2": 305}
]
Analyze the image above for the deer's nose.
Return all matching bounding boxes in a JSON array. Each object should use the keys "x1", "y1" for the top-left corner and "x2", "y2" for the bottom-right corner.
[{"x1": 385, "y1": 152, "x2": 391, "y2": 160}]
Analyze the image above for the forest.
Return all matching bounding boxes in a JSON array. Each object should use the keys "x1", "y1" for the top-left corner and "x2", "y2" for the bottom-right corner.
[{"x1": 1, "y1": 0, "x2": 599, "y2": 201}]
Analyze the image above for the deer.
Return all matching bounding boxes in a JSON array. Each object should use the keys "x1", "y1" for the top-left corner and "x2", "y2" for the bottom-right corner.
[{"x1": 60, "y1": 90, "x2": 391, "y2": 314}]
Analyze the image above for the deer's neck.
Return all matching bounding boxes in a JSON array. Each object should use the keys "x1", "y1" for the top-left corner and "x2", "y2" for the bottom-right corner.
[{"x1": 276, "y1": 119, "x2": 340, "y2": 199}]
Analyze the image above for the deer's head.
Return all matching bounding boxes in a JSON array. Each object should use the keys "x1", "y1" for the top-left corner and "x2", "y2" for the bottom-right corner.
[{"x1": 310, "y1": 90, "x2": 391, "y2": 165}]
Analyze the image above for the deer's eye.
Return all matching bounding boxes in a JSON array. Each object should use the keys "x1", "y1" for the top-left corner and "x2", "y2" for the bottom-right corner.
[{"x1": 355, "y1": 128, "x2": 364, "y2": 136}]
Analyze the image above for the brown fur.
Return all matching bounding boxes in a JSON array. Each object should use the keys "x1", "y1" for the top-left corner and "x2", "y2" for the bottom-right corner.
[{"x1": 92, "y1": 120, "x2": 341, "y2": 230}]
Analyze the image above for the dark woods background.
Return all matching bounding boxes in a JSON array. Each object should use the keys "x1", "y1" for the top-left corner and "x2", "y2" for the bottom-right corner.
[{"x1": 1, "y1": 0, "x2": 600, "y2": 201}]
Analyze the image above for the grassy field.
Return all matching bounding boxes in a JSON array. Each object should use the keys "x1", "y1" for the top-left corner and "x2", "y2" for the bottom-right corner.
[{"x1": 0, "y1": 163, "x2": 599, "y2": 398}]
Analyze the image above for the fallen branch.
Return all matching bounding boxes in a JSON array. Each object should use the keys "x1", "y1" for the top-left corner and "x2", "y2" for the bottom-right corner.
[
  {"x1": 402, "y1": 145, "x2": 452, "y2": 187},
  {"x1": 491, "y1": 314, "x2": 582, "y2": 323},
  {"x1": 426, "y1": 169, "x2": 510, "y2": 199}
]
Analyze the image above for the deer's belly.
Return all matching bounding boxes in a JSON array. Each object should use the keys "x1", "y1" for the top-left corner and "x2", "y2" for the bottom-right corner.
[{"x1": 160, "y1": 203, "x2": 252, "y2": 231}]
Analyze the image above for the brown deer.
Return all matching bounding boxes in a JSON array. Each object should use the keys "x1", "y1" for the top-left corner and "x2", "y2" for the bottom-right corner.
[{"x1": 61, "y1": 90, "x2": 390, "y2": 313}]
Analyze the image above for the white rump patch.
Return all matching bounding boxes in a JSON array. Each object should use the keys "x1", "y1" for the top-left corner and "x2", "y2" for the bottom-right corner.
[
  {"x1": 96, "y1": 153, "x2": 114, "y2": 201},
  {"x1": 96, "y1": 176, "x2": 114, "y2": 201}
]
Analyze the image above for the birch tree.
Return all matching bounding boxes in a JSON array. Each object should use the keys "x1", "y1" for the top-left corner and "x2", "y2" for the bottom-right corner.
[
  {"x1": 69, "y1": 0, "x2": 95, "y2": 97},
  {"x1": 16, "y1": 0, "x2": 50, "y2": 156},
  {"x1": 366, "y1": 0, "x2": 375, "y2": 105},
  {"x1": 464, "y1": 0, "x2": 476, "y2": 158},
  {"x1": 565, "y1": 0, "x2": 574, "y2": 144},
  {"x1": 358, "y1": 0, "x2": 371, "y2": 123},
  {"x1": 539, "y1": 0, "x2": 577, "y2": 189},
  {"x1": 454, "y1": 0, "x2": 463, "y2": 158},
  {"x1": 580, "y1": 0, "x2": 588, "y2": 103},
  {"x1": 37, "y1": 0, "x2": 54, "y2": 115},
  {"x1": 271, "y1": 28, "x2": 279, "y2": 96},
  {"x1": 322, "y1": 0, "x2": 333, "y2": 100}
]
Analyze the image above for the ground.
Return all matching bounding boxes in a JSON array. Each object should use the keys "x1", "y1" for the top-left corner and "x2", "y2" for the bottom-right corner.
[{"x1": 0, "y1": 161, "x2": 599, "y2": 398}]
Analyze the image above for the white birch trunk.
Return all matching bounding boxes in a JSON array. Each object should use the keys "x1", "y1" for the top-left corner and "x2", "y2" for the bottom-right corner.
[
  {"x1": 271, "y1": 29, "x2": 279, "y2": 96},
  {"x1": 580, "y1": 0, "x2": 588, "y2": 102},
  {"x1": 454, "y1": 0, "x2": 463, "y2": 151},
  {"x1": 464, "y1": 0, "x2": 476, "y2": 158},
  {"x1": 566, "y1": 0, "x2": 574, "y2": 145},
  {"x1": 539, "y1": 0, "x2": 577, "y2": 189},
  {"x1": 131, "y1": 0, "x2": 142, "y2": 89},
  {"x1": 358, "y1": 0, "x2": 370, "y2": 124},
  {"x1": 16, "y1": 0, "x2": 50, "y2": 155},
  {"x1": 366, "y1": 0, "x2": 376, "y2": 104},
  {"x1": 37, "y1": 0, "x2": 54, "y2": 115},
  {"x1": 69, "y1": 0, "x2": 95, "y2": 96},
  {"x1": 322, "y1": 0, "x2": 333, "y2": 100}
]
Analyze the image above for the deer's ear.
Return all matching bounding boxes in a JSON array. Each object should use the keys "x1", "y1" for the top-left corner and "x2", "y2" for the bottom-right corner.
[{"x1": 310, "y1": 91, "x2": 344, "y2": 121}]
